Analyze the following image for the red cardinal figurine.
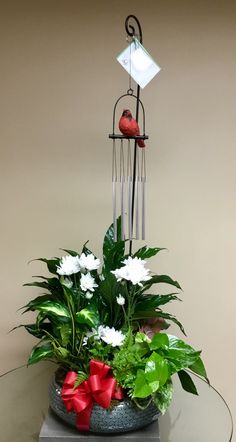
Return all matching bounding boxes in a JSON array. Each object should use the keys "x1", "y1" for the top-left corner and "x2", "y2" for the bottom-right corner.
[{"x1": 119, "y1": 109, "x2": 145, "y2": 148}]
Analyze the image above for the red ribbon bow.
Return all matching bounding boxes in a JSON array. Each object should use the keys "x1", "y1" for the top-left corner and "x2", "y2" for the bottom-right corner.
[{"x1": 61, "y1": 359, "x2": 124, "y2": 431}]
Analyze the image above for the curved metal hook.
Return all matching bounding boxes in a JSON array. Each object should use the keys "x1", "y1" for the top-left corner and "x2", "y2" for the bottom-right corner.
[{"x1": 125, "y1": 15, "x2": 143, "y2": 44}]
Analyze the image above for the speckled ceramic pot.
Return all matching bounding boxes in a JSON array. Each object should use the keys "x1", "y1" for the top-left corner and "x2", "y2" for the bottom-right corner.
[{"x1": 49, "y1": 376, "x2": 160, "y2": 433}]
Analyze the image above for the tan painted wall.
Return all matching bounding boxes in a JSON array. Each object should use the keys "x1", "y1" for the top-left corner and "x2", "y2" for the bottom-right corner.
[{"x1": 0, "y1": 0, "x2": 235, "y2": 438}]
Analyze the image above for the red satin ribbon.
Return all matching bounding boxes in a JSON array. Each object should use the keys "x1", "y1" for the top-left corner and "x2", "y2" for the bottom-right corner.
[{"x1": 61, "y1": 359, "x2": 124, "y2": 431}]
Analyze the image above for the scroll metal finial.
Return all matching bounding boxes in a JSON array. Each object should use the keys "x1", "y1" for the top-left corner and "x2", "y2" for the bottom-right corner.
[{"x1": 125, "y1": 15, "x2": 143, "y2": 44}]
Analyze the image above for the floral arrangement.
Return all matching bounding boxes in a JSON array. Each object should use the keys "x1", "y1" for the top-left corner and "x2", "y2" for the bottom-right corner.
[{"x1": 19, "y1": 218, "x2": 207, "y2": 429}]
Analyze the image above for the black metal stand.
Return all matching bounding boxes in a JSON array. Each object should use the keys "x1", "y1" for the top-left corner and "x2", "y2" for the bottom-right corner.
[{"x1": 109, "y1": 15, "x2": 147, "y2": 255}]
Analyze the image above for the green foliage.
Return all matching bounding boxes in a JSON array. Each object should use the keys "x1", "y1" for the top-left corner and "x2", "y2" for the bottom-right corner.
[
  {"x1": 134, "y1": 246, "x2": 166, "y2": 260},
  {"x1": 153, "y1": 380, "x2": 173, "y2": 414},
  {"x1": 177, "y1": 370, "x2": 198, "y2": 395},
  {"x1": 28, "y1": 343, "x2": 54, "y2": 365},
  {"x1": 76, "y1": 308, "x2": 99, "y2": 328},
  {"x1": 102, "y1": 217, "x2": 125, "y2": 277},
  {"x1": 17, "y1": 217, "x2": 207, "y2": 414}
]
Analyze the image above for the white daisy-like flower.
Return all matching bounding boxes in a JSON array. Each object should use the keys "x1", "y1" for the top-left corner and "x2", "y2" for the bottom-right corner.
[
  {"x1": 80, "y1": 273, "x2": 98, "y2": 292},
  {"x1": 111, "y1": 256, "x2": 151, "y2": 286},
  {"x1": 116, "y1": 294, "x2": 125, "y2": 306},
  {"x1": 99, "y1": 326, "x2": 125, "y2": 347},
  {"x1": 78, "y1": 253, "x2": 101, "y2": 271},
  {"x1": 61, "y1": 277, "x2": 73, "y2": 289},
  {"x1": 57, "y1": 255, "x2": 80, "y2": 276},
  {"x1": 85, "y1": 291, "x2": 93, "y2": 299}
]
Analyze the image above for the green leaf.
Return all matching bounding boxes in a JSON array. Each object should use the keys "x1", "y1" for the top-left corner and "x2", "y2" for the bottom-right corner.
[
  {"x1": 156, "y1": 312, "x2": 186, "y2": 335},
  {"x1": 164, "y1": 335, "x2": 201, "y2": 372},
  {"x1": 178, "y1": 370, "x2": 198, "y2": 395},
  {"x1": 134, "y1": 246, "x2": 166, "y2": 260},
  {"x1": 22, "y1": 294, "x2": 52, "y2": 312},
  {"x1": 147, "y1": 352, "x2": 169, "y2": 387},
  {"x1": 25, "y1": 323, "x2": 53, "y2": 338},
  {"x1": 60, "y1": 248, "x2": 79, "y2": 257},
  {"x1": 82, "y1": 241, "x2": 95, "y2": 257},
  {"x1": 133, "y1": 369, "x2": 152, "y2": 398},
  {"x1": 153, "y1": 380, "x2": 173, "y2": 414},
  {"x1": 58, "y1": 324, "x2": 72, "y2": 346},
  {"x1": 142, "y1": 275, "x2": 182, "y2": 292},
  {"x1": 34, "y1": 258, "x2": 60, "y2": 275},
  {"x1": 74, "y1": 371, "x2": 88, "y2": 388},
  {"x1": 102, "y1": 217, "x2": 125, "y2": 275},
  {"x1": 28, "y1": 343, "x2": 54, "y2": 365},
  {"x1": 150, "y1": 333, "x2": 169, "y2": 350},
  {"x1": 24, "y1": 299, "x2": 70, "y2": 318},
  {"x1": 55, "y1": 346, "x2": 70, "y2": 359},
  {"x1": 23, "y1": 281, "x2": 51, "y2": 290},
  {"x1": 189, "y1": 357, "x2": 208, "y2": 381},
  {"x1": 135, "y1": 332, "x2": 151, "y2": 344},
  {"x1": 99, "y1": 273, "x2": 118, "y2": 302},
  {"x1": 135, "y1": 294, "x2": 180, "y2": 313},
  {"x1": 76, "y1": 308, "x2": 99, "y2": 327}
]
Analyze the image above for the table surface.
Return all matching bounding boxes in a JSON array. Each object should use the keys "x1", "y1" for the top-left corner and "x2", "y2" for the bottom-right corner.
[{"x1": 0, "y1": 362, "x2": 233, "y2": 442}]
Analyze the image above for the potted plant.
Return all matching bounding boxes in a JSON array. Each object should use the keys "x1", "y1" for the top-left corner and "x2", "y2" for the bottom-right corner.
[{"x1": 17, "y1": 218, "x2": 207, "y2": 433}]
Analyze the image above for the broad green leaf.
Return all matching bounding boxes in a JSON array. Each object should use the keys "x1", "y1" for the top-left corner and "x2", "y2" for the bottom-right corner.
[
  {"x1": 55, "y1": 347, "x2": 70, "y2": 359},
  {"x1": 24, "y1": 276, "x2": 64, "y2": 299},
  {"x1": 189, "y1": 357, "x2": 209, "y2": 381},
  {"x1": 142, "y1": 275, "x2": 182, "y2": 292},
  {"x1": 153, "y1": 380, "x2": 173, "y2": 414},
  {"x1": 178, "y1": 370, "x2": 198, "y2": 395},
  {"x1": 24, "y1": 299, "x2": 70, "y2": 318},
  {"x1": 147, "y1": 352, "x2": 169, "y2": 386},
  {"x1": 23, "y1": 281, "x2": 50, "y2": 290},
  {"x1": 134, "y1": 246, "x2": 166, "y2": 260},
  {"x1": 28, "y1": 343, "x2": 54, "y2": 365},
  {"x1": 82, "y1": 241, "x2": 95, "y2": 257},
  {"x1": 164, "y1": 335, "x2": 201, "y2": 372},
  {"x1": 76, "y1": 308, "x2": 99, "y2": 327},
  {"x1": 60, "y1": 248, "x2": 79, "y2": 257},
  {"x1": 58, "y1": 324, "x2": 72, "y2": 346},
  {"x1": 133, "y1": 369, "x2": 152, "y2": 398},
  {"x1": 25, "y1": 323, "x2": 53, "y2": 338},
  {"x1": 135, "y1": 294, "x2": 180, "y2": 313},
  {"x1": 99, "y1": 273, "x2": 122, "y2": 304},
  {"x1": 10, "y1": 323, "x2": 52, "y2": 339},
  {"x1": 132, "y1": 310, "x2": 184, "y2": 335},
  {"x1": 150, "y1": 333, "x2": 169, "y2": 350},
  {"x1": 156, "y1": 312, "x2": 186, "y2": 335},
  {"x1": 102, "y1": 217, "x2": 125, "y2": 275},
  {"x1": 22, "y1": 294, "x2": 52, "y2": 312},
  {"x1": 35, "y1": 258, "x2": 60, "y2": 275}
]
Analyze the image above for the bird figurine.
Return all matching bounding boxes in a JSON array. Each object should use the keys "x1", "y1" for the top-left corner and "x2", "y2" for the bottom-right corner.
[{"x1": 119, "y1": 109, "x2": 145, "y2": 147}]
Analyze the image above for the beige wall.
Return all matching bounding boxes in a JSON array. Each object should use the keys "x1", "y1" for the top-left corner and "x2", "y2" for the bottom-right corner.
[{"x1": 0, "y1": 0, "x2": 235, "y2": 437}]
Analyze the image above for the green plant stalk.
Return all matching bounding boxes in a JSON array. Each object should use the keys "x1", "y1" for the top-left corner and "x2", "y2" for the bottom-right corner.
[{"x1": 64, "y1": 291, "x2": 76, "y2": 354}]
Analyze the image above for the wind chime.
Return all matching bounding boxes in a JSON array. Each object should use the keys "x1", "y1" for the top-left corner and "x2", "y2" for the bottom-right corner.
[{"x1": 109, "y1": 15, "x2": 161, "y2": 253}]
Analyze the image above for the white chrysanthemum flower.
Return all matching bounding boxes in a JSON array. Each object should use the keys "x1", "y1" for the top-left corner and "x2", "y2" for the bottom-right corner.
[
  {"x1": 85, "y1": 291, "x2": 93, "y2": 299},
  {"x1": 80, "y1": 273, "x2": 98, "y2": 292},
  {"x1": 99, "y1": 326, "x2": 125, "y2": 347},
  {"x1": 57, "y1": 255, "x2": 80, "y2": 276},
  {"x1": 78, "y1": 253, "x2": 101, "y2": 271},
  {"x1": 116, "y1": 294, "x2": 125, "y2": 306},
  {"x1": 111, "y1": 256, "x2": 151, "y2": 286},
  {"x1": 61, "y1": 277, "x2": 73, "y2": 289}
]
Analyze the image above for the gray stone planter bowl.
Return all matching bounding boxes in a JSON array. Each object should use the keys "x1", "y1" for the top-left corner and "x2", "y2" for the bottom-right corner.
[{"x1": 49, "y1": 377, "x2": 160, "y2": 433}]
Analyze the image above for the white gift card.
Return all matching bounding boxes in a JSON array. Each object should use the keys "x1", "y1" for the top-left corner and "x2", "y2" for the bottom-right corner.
[{"x1": 117, "y1": 37, "x2": 161, "y2": 89}]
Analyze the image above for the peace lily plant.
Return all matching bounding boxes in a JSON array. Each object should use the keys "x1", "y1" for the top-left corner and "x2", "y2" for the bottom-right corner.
[{"x1": 18, "y1": 218, "x2": 207, "y2": 415}]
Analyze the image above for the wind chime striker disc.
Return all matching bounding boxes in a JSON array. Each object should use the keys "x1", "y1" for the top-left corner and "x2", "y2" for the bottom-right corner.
[{"x1": 117, "y1": 37, "x2": 161, "y2": 89}]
